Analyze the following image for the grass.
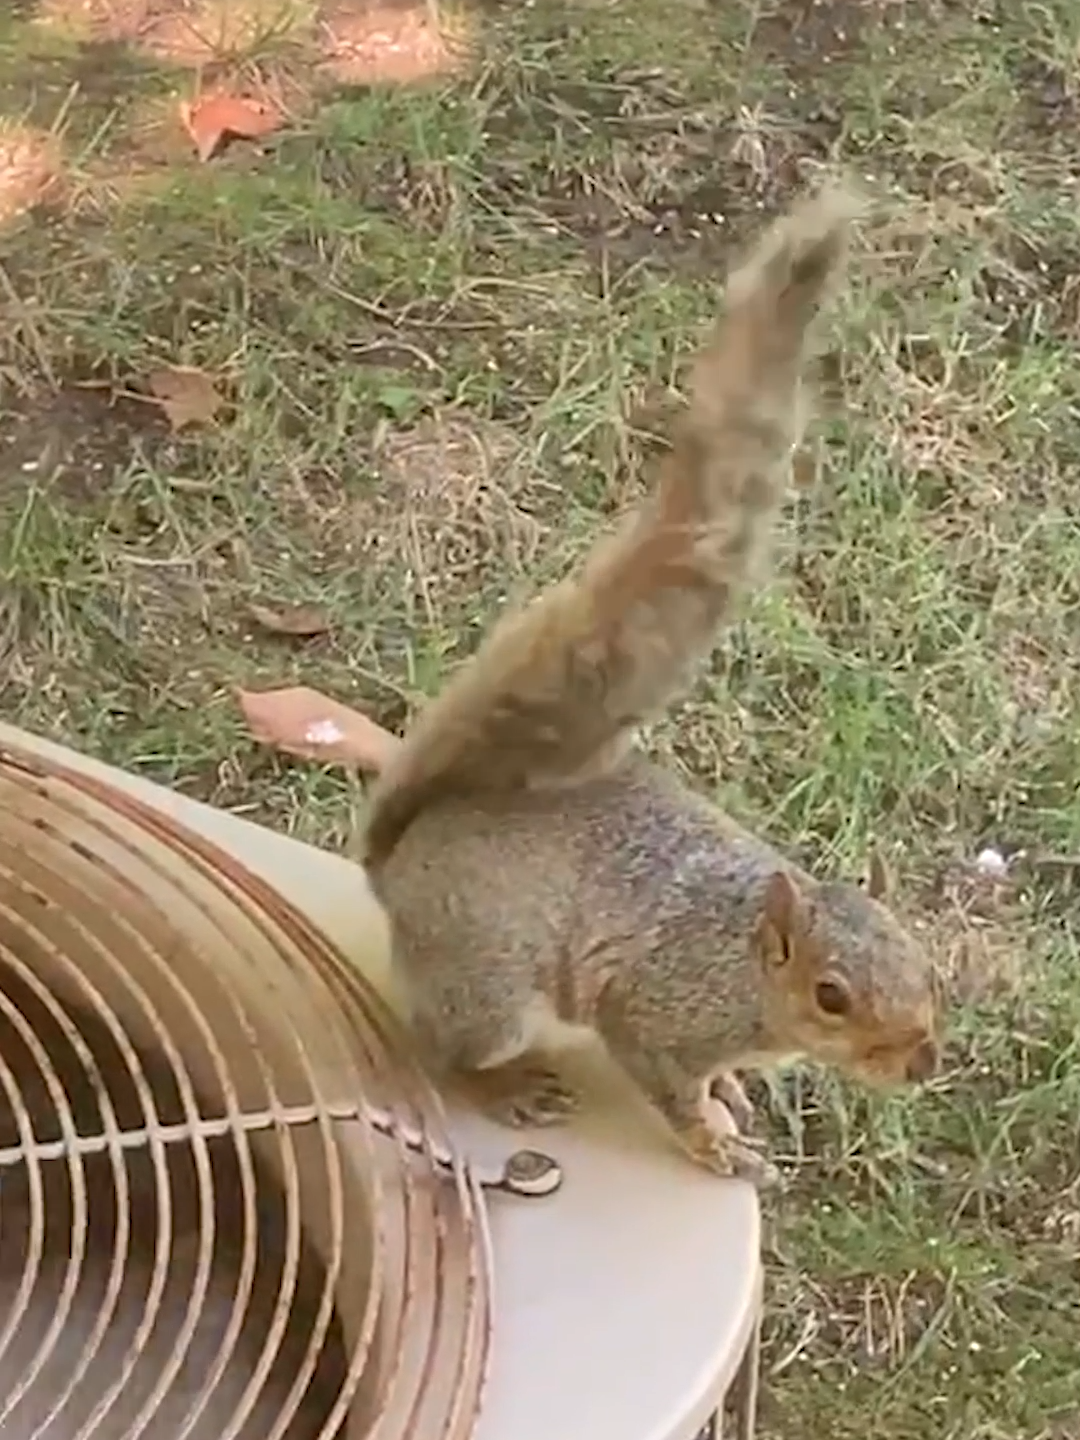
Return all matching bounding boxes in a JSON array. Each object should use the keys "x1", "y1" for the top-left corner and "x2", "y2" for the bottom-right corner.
[{"x1": 3, "y1": 0, "x2": 1080, "y2": 1435}]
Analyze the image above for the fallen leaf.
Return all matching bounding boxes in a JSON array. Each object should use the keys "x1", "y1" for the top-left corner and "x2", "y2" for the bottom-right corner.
[
  {"x1": 179, "y1": 92, "x2": 282, "y2": 163},
  {"x1": 146, "y1": 364, "x2": 225, "y2": 430},
  {"x1": 236, "y1": 687, "x2": 402, "y2": 772},
  {"x1": 0, "y1": 123, "x2": 61, "y2": 226},
  {"x1": 249, "y1": 602, "x2": 331, "y2": 639}
]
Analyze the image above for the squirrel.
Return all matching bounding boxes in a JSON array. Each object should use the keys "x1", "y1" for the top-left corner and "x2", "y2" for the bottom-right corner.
[{"x1": 362, "y1": 185, "x2": 940, "y2": 1189}]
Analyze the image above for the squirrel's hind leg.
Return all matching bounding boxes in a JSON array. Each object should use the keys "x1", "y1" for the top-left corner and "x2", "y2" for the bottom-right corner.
[
  {"x1": 389, "y1": 913, "x2": 582, "y2": 1128},
  {"x1": 456, "y1": 1053, "x2": 580, "y2": 1128},
  {"x1": 403, "y1": 988, "x2": 581, "y2": 1129}
]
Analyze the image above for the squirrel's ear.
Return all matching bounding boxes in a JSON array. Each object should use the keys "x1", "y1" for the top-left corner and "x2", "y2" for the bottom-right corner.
[
  {"x1": 865, "y1": 846, "x2": 891, "y2": 902},
  {"x1": 758, "y1": 870, "x2": 804, "y2": 967}
]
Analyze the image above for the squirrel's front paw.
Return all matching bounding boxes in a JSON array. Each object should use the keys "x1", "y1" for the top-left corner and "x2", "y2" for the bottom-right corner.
[
  {"x1": 681, "y1": 1120, "x2": 779, "y2": 1190},
  {"x1": 463, "y1": 1059, "x2": 580, "y2": 1129}
]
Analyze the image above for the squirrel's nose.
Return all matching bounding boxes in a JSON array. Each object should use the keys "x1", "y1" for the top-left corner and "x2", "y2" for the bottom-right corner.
[{"x1": 905, "y1": 1037, "x2": 938, "y2": 1083}]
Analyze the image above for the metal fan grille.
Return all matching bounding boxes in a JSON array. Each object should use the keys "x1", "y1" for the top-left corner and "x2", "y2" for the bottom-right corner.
[{"x1": 0, "y1": 738, "x2": 493, "y2": 1439}]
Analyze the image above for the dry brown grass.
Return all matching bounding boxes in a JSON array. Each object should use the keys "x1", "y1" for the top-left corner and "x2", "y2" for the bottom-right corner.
[{"x1": 350, "y1": 414, "x2": 545, "y2": 625}]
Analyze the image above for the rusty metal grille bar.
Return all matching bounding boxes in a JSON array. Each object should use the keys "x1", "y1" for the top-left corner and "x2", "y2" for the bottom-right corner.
[{"x1": 0, "y1": 1101, "x2": 366, "y2": 1170}]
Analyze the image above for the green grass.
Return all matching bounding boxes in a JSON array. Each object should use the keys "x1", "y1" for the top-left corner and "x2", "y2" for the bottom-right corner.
[{"x1": 4, "y1": 1, "x2": 1080, "y2": 1435}]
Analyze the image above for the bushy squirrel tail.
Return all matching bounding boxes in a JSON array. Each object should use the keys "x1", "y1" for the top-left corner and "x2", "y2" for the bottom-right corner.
[{"x1": 363, "y1": 183, "x2": 861, "y2": 871}]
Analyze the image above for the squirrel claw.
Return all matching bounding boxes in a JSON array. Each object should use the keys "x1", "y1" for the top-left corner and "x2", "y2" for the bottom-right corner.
[
  {"x1": 731, "y1": 1146, "x2": 780, "y2": 1190},
  {"x1": 682, "y1": 1121, "x2": 779, "y2": 1190},
  {"x1": 713, "y1": 1140, "x2": 779, "y2": 1190},
  {"x1": 465, "y1": 1061, "x2": 580, "y2": 1129}
]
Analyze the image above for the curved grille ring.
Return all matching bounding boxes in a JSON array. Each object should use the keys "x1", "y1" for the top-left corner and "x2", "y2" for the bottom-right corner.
[{"x1": 0, "y1": 739, "x2": 494, "y2": 1439}]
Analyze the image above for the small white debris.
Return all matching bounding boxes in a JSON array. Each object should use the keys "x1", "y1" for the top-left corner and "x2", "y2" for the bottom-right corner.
[
  {"x1": 304, "y1": 719, "x2": 345, "y2": 747},
  {"x1": 974, "y1": 846, "x2": 1008, "y2": 878}
]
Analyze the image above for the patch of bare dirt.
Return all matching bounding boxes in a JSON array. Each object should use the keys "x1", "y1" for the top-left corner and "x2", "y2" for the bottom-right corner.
[
  {"x1": 978, "y1": 224, "x2": 1080, "y2": 347},
  {"x1": 0, "y1": 384, "x2": 169, "y2": 504},
  {"x1": 753, "y1": 0, "x2": 937, "y2": 76},
  {"x1": 753, "y1": 0, "x2": 873, "y2": 70},
  {"x1": 317, "y1": 0, "x2": 469, "y2": 85},
  {"x1": 1010, "y1": 55, "x2": 1080, "y2": 144},
  {"x1": 36, "y1": 0, "x2": 317, "y2": 59},
  {"x1": 140, "y1": 0, "x2": 316, "y2": 65},
  {"x1": 494, "y1": 114, "x2": 827, "y2": 277},
  {"x1": 35, "y1": 0, "x2": 469, "y2": 83},
  {"x1": 486, "y1": 50, "x2": 851, "y2": 276},
  {"x1": 34, "y1": 0, "x2": 158, "y2": 42}
]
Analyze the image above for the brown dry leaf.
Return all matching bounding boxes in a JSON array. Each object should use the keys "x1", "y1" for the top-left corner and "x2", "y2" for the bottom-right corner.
[
  {"x1": 236, "y1": 686, "x2": 402, "y2": 771},
  {"x1": 146, "y1": 364, "x2": 225, "y2": 430},
  {"x1": 179, "y1": 92, "x2": 282, "y2": 163},
  {"x1": 249, "y1": 602, "x2": 331, "y2": 638},
  {"x1": 0, "y1": 124, "x2": 61, "y2": 226}
]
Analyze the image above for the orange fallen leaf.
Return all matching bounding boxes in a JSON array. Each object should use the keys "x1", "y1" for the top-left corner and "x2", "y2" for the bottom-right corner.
[
  {"x1": 236, "y1": 686, "x2": 402, "y2": 772},
  {"x1": 249, "y1": 602, "x2": 332, "y2": 638},
  {"x1": 145, "y1": 364, "x2": 225, "y2": 430},
  {"x1": 179, "y1": 92, "x2": 282, "y2": 163}
]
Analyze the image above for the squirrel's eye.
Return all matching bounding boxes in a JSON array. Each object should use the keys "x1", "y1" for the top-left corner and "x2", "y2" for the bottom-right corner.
[{"x1": 814, "y1": 978, "x2": 851, "y2": 1016}]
